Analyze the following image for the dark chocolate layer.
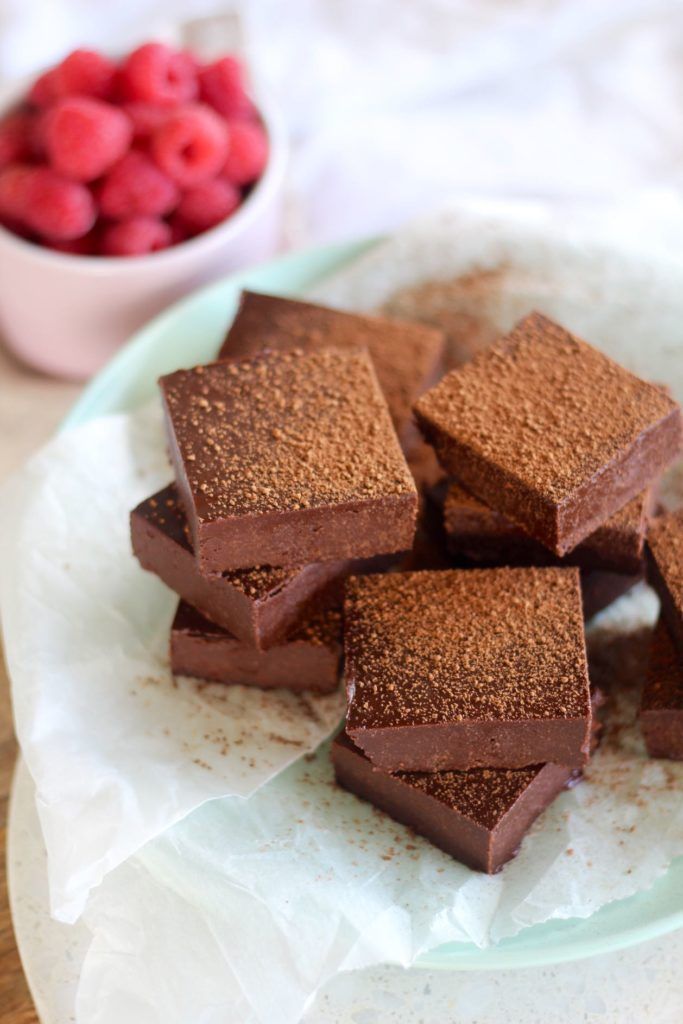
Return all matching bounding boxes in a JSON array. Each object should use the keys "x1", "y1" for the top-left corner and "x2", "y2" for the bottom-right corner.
[
  {"x1": 396, "y1": 489, "x2": 641, "y2": 619},
  {"x1": 640, "y1": 617, "x2": 683, "y2": 760},
  {"x1": 580, "y1": 569, "x2": 642, "y2": 620},
  {"x1": 442, "y1": 479, "x2": 652, "y2": 574},
  {"x1": 218, "y1": 291, "x2": 446, "y2": 454},
  {"x1": 414, "y1": 312, "x2": 681, "y2": 556},
  {"x1": 131, "y1": 484, "x2": 354, "y2": 648},
  {"x1": 332, "y1": 732, "x2": 575, "y2": 873},
  {"x1": 170, "y1": 600, "x2": 342, "y2": 692},
  {"x1": 344, "y1": 567, "x2": 592, "y2": 771},
  {"x1": 647, "y1": 509, "x2": 683, "y2": 661},
  {"x1": 160, "y1": 348, "x2": 418, "y2": 573}
]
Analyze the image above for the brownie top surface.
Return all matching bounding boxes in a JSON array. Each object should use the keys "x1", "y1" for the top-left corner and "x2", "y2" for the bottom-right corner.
[
  {"x1": 134, "y1": 483, "x2": 190, "y2": 549},
  {"x1": 173, "y1": 599, "x2": 343, "y2": 648},
  {"x1": 132, "y1": 483, "x2": 302, "y2": 599},
  {"x1": 414, "y1": 312, "x2": 678, "y2": 503},
  {"x1": 344, "y1": 566, "x2": 590, "y2": 728},
  {"x1": 218, "y1": 291, "x2": 446, "y2": 433},
  {"x1": 160, "y1": 347, "x2": 416, "y2": 522},
  {"x1": 648, "y1": 508, "x2": 683, "y2": 604},
  {"x1": 642, "y1": 619, "x2": 683, "y2": 712},
  {"x1": 334, "y1": 732, "x2": 549, "y2": 830}
]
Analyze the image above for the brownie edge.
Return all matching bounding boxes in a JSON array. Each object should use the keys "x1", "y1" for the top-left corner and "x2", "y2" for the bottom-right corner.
[{"x1": 332, "y1": 732, "x2": 574, "y2": 873}]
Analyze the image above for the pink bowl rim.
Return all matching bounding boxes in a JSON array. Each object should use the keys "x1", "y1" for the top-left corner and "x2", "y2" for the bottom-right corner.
[{"x1": 0, "y1": 78, "x2": 288, "y2": 274}]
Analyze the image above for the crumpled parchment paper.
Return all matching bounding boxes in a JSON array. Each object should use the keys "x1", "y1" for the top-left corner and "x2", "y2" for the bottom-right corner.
[
  {"x1": 5, "y1": 205, "x2": 683, "y2": 1023},
  {"x1": 0, "y1": 401, "x2": 343, "y2": 924},
  {"x1": 73, "y1": 579, "x2": 683, "y2": 1024}
]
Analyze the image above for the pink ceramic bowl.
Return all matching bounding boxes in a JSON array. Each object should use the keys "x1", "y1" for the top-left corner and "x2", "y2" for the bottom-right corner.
[{"x1": 0, "y1": 87, "x2": 287, "y2": 380}]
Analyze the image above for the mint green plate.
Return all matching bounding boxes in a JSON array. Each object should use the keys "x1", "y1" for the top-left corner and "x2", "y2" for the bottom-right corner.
[{"x1": 61, "y1": 238, "x2": 683, "y2": 969}]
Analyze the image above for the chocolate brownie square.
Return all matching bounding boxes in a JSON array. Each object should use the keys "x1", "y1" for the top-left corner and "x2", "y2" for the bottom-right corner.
[
  {"x1": 647, "y1": 509, "x2": 683, "y2": 659},
  {"x1": 442, "y1": 479, "x2": 653, "y2": 574},
  {"x1": 344, "y1": 567, "x2": 592, "y2": 771},
  {"x1": 131, "y1": 484, "x2": 355, "y2": 648},
  {"x1": 640, "y1": 618, "x2": 683, "y2": 761},
  {"x1": 332, "y1": 731, "x2": 576, "y2": 873},
  {"x1": 171, "y1": 600, "x2": 342, "y2": 693},
  {"x1": 219, "y1": 291, "x2": 446, "y2": 453},
  {"x1": 414, "y1": 312, "x2": 681, "y2": 556},
  {"x1": 159, "y1": 348, "x2": 418, "y2": 573}
]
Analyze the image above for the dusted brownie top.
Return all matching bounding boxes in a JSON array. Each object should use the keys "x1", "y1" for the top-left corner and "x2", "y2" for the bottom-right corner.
[
  {"x1": 219, "y1": 291, "x2": 446, "y2": 440},
  {"x1": 132, "y1": 483, "x2": 302, "y2": 600},
  {"x1": 160, "y1": 347, "x2": 416, "y2": 523},
  {"x1": 414, "y1": 312, "x2": 679, "y2": 504},
  {"x1": 333, "y1": 731, "x2": 550, "y2": 831},
  {"x1": 642, "y1": 619, "x2": 683, "y2": 712},
  {"x1": 344, "y1": 566, "x2": 590, "y2": 729},
  {"x1": 390, "y1": 764, "x2": 548, "y2": 831}
]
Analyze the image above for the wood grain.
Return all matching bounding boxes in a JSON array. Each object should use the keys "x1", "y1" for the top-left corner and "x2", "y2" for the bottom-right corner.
[{"x1": 0, "y1": 341, "x2": 79, "y2": 1024}]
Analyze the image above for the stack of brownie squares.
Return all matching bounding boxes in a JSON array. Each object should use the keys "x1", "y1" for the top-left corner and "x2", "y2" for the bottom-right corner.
[
  {"x1": 334, "y1": 311, "x2": 683, "y2": 873},
  {"x1": 129, "y1": 293, "x2": 683, "y2": 875},
  {"x1": 130, "y1": 291, "x2": 445, "y2": 694}
]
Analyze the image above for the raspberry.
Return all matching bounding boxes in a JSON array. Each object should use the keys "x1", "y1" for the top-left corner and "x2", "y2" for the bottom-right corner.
[
  {"x1": 0, "y1": 112, "x2": 35, "y2": 168},
  {"x1": 222, "y1": 121, "x2": 268, "y2": 185},
  {"x1": 0, "y1": 164, "x2": 33, "y2": 223},
  {"x1": 151, "y1": 103, "x2": 228, "y2": 187},
  {"x1": 43, "y1": 98, "x2": 132, "y2": 182},
  {"x1": 123, "y1": 102, "x2": 169, "y2": 142},
  {"x1": 98, "y1": 150, "x2": 179, "y2": 218},
  {"x1": 198, "y1": 57, "x2": 254, "y2": 119},
  {"x1": 176, "y1": 177, "x2": 240, "y2": 234},
  {"x1": 22, "y1": 168, "x2": 96, "y2": 240},
  {"x1": 168, "y1": 213, "x2": 190, "y2": 245},
  {"x1": 100, "y1": 216, "x2": 171, "y2": 256},
  {"x1": 120, "y1": 43, "x2": 197, "y2": 106},
  {"x1": 28, "y1": 68, "x2": 61, "y2": 108},
  {"x1": 48, "y1": 231, "x2": 97, "y2": 255},
  {"x1": 54, "y1": 49, "x2": 117, "y2": 100},
  {"x1": 5, "y1": 43, "x2": 266, "y2": 257}
]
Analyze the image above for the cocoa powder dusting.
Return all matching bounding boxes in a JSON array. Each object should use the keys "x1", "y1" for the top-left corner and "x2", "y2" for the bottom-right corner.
[
  {"x1": 218, "y1": 291, "x2": 446, "y2": 438},
  {"x1": 414, "y1": 312, "x2": 678, "y2": 503},
  {"x1": 133, "y1": 483, "x2": 305, "y2": 600},
  {"x1": 344, "y1": 566, "x2": 591, "y2": 728},
  {"x1": 401, "y1": 763, "x2": 549, "y2": 830},
  {"x1": 160, "y1": 347, "x2": 416, "y2": 522}
]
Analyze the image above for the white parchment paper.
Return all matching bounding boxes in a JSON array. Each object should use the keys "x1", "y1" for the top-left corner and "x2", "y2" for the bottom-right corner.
[
  {"x1": 74, "y1": 581, "x2": 683, "y2": 1024},
  {"x1": 0, "y1": 402, "x2": 343, "y2": 924},
  {"x1": 5, "y1": 205, "x2": 683, "y2": 1023},
  {"x1": 10, "y1": 757, "x2": 683, "y2": 1024}
]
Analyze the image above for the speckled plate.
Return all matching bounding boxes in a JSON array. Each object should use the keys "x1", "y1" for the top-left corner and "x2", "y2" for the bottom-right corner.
[{"x1": 9, "y1": 240, "x2": 683, "y2": 1011}]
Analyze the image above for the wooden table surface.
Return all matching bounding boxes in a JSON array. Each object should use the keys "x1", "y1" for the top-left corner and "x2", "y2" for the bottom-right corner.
[{"x1": 0, "y1": 342, "x2": 79, "y2": 1024}]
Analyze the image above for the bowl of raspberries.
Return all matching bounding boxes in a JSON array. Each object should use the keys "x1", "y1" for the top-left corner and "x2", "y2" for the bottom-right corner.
[{"x1": 0, "y1": 43, "x2": 286, "y2": 379}]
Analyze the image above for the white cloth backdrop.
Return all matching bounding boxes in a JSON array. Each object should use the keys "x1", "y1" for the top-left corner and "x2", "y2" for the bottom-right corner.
[{"x1": 3, "y1": 0, "x2": 683, "y2": 247}]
